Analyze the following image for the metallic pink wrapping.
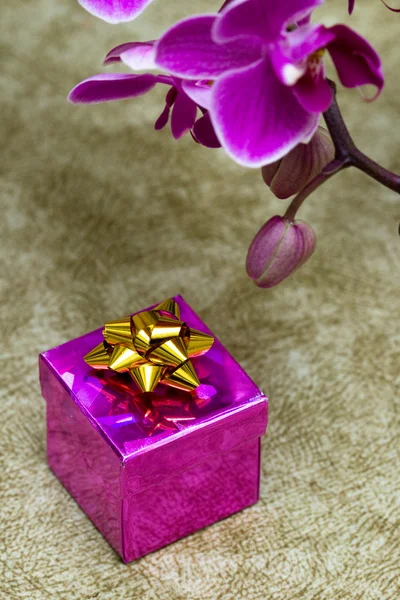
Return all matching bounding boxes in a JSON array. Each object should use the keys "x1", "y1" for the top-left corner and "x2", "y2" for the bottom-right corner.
[{"x1": 39, "y1": 295, "x2": 268, "y2": 562}]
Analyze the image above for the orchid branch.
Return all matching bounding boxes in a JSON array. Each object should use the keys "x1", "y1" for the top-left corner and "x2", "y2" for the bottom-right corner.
[
  {"x1": 323, "y1": 81, "x2": 400, "y2": 193},
  {"x1": 284, "y1": 164, "x2": 340, "y2": 222},
  {"x1": 284, "y1": 80, "x2": 400, "y2": 223}
]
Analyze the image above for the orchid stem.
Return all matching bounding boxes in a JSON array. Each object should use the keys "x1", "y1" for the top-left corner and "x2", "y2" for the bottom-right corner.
[
  {"x1": 351, "y1": 150, "x2": 400, "y2": 192},
  {"x1": 284, "y1": 163, "x2": 339, "y2": 222},
  {"x1": 285, "y1": 80, "x2": 400, "y2": 222},
  {"x1": 323, "y1": 80, "x2": 400, "y2": 194}
]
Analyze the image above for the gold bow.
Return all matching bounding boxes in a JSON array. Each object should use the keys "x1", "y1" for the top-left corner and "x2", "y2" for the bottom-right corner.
[{"x1": 84, "y1": 299, "x2": 214, "y2": 393}]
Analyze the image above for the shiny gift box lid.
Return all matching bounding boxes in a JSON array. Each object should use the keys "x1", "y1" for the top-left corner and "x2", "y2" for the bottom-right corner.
[{"x1": 39, "y1": 296, "x2": 268, "y2": 486}]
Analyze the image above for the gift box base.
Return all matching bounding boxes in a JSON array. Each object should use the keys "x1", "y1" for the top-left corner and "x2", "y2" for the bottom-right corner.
[
  {"x1": 45, "y1": 365, "x2": 262, "y2": 562},
  {"x1": 120, "y1": 436, "x2": 261, "y2": 561}
]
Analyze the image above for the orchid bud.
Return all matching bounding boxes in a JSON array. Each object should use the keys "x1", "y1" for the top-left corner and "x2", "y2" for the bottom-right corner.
[
  {"x1": 246, "y1": 216, "x2": 316, "y2": 288},
  {"x1": 261, "y1": 127, "x2": 335, "y2": 200}
]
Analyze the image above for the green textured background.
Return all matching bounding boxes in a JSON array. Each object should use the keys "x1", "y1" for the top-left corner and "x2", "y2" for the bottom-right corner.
[{"x1": 1, "y1": 0, "x2": 399, "y2": 598}]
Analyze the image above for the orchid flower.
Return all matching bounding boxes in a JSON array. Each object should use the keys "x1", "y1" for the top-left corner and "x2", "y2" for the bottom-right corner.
[
  {"x1": 68, "y1": 42, "x2": 220, "y2": 148},
  {"x1": 155, "y1": 0, "x2": 384, "y2": 167}
]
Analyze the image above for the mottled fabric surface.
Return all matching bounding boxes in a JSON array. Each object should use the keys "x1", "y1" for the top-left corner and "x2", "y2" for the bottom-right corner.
[{"x1": 1, "y1": 0, "x2": 399, "y2": 598}]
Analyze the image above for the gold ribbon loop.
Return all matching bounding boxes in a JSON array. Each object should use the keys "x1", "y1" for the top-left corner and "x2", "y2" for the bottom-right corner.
[
  {"x1": 187, "y1": 329, "x2": 214, "y2": 358},
  {"x1": 84, "y1": 341, "x2": 112, "y2": 369},
  {"x1": 155, "y1": 298, "x2": 180, "y2": 319},
  {"x1": 130, "y1": 364, "x2": 165, "y2": 393},
  {"x1": 103, "y1": 317, "x2": 133, "y2": 347},
  {"x1": 147, "y1": 337, "x2": 188, "y2": 367},
  {"x1": 108, "y1": 345, "x2": 145, "y2": 373},
  {"x1": 84, "y1": 299, "x2": 214, "y2": 393},
  {"x1": 165, "y1": 361, "x2": 200, "y2": 391}
]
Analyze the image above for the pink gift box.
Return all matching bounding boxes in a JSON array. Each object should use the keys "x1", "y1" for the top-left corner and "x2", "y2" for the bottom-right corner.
[{"x1": 39, "y1": 296, "x2": 268, "y2": 562}]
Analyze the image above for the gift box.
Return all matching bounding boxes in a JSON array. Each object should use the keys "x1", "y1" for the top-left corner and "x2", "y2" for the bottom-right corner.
[{"x1": 39, "y1": 296, "x2": 268, "y2": 562}]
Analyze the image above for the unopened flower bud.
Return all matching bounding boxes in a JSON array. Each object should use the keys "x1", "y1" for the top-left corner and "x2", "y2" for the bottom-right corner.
[
  {"x1": 261, "y1": 127, "x2": 335, "y2": 200},
  {"x1": 246, "y1": 216, "x2": 316, "y2": 288}
]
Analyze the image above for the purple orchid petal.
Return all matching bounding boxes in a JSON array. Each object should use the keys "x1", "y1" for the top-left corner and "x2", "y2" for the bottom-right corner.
[
  {"x1": 104, "y1": 41, "x2": 157, "y2": 71},
  {"x1": 219, "y1": 0, "x2": 235, "y2": 11},
  {"x1": 348, "y1": 0, "x2": 355, "y2": 13},
  {"x1": 327, "y1": 25, "x2": 384, "y2": 98},
  {"x1": 68, "y1": 73, "x2": 159, "y2": 104},
  {"x1": 292, "y1": 71, "x2": 333, "y2": 112},
  {"x1": 154, "y1": 87, "x2": 179, "y2": 130},
  {"x1": 297, "y1": 14, "x2": 312, "y2": 25},
  {"x1": 214, "y1": 0, "x2": 324, "y2": 44},
  {"x1": 283, "y1": 24, "x2": 336, "y2": 64},
  {"x1": 155, "y1": 15, "x2": 262, "y2": 79},
  {"x1": 192, "y1": 113, "x2": 221, "y2": 148},
  {"x1": 270, "y1": 25, "x2": 335, "y2": 86},
  {"x1": 121, "y1": 43, "x2": 156, "y2": 71},
  {"x1": 182, "y1": 80, "x2": 212, "y2": 110},
  {"x1": 269, "y1": 47, "x2": 306, "y2": 87},
  {"x1": 155, "y1": 104, "x2": 171, "y2": 130},
  {"x1": 77, "y1": 0, "x2": 153, "y2": 24},
  {"x1": 104, "y1": 43, "x2": 141, "y2": 64},
  {"x1": 166, "y1": 86, "x2": 179, "y2": 107},
  {"x1": 171, "y1": 92, "x2": 198, "y2": 139},
  {"x1": 209, "y1": 57, "x2": 319, "y2": 167}
]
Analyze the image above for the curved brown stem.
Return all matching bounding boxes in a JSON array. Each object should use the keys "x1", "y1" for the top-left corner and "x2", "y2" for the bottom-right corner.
[
  {"x1": 285, "y1": 81, "x2": 400, "y2": 223},
  {"x1": 323, "y1": 81, "x2": 400, "y2": 194},
  {"x1": 284, "y1": 159, "x2": 345, "y2": 222}
]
